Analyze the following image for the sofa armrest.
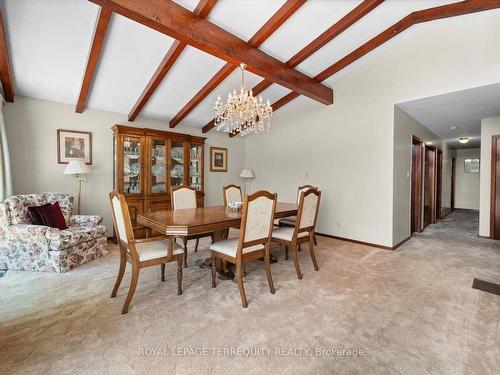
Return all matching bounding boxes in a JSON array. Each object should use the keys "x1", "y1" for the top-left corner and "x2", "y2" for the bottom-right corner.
[
  {"x1": 68, "y1": 215, "x2": 103, "y2": 226},
  {"x1": 6, "y1": 223, "x2": 49, "y2": 236},
  {"x1": 0, "y1": 203, "x2": 10, "y2": 229}
]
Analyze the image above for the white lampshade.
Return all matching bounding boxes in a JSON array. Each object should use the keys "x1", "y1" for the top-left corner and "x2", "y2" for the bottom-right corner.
[
  {"x1": 63, "y1": 160, "x2": 90, "y2": 175},
  {"x1": 240, "y1": 168, "x2": 254, "y2": 178}
]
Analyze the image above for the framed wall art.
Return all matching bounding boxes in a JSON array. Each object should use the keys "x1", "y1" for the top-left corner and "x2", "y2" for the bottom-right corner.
[
  {"x1": 57, "y1": 129, "x2": 92, "y2": 164},
  {"x1": 210, "y1": 147, "x2": 227, "y2": 172}
]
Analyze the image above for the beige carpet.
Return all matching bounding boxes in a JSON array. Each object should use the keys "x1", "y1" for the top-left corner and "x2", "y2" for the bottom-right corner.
[{"x1": 1, "y1": 210, "x2": 499, "y2": 375}]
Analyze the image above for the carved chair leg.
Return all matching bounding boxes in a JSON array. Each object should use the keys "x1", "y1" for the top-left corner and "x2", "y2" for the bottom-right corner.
[
  {"x1": 122, "y1": 266, "x2": 139, "y2": 314},
  {"x1": 177, "y1": 256, "x2": 183, "y2": 295},
  {"x1": 183, "y1": 237, "x2": 188, "y2": 268},
  {"x1": 111, "y1": 253, "x2": 126, "y2": 298},
  {"x1": 265, "y1": 249, "x2": 275, "y2": 294},
  {"x1": 211, "y1": 254, "x2": 217, "y2": 288},
  {"x1": 284, "y1": 244, "x2": 289, "y2": 260},
  {"x1": 236, "y1": 263, "x2": 248, "y2": 308},
  {"x1": 242, "y1": 263, "x2": 247, "y2": 277},
  {"x1": 194, "y1": 238, "x2": 199, "y2": 252},
  {"x1": 290, "y1": 243, "x2": 302, "y2": 280},
  {"x1": 309, "y1": 235, "x2": 319, "y2": 271},
  {"x1": 313, "y1": 233, "x2": 318, "y2": 246},
  {"x1": 161, "y1": 263, "x2": 166, "y2": 282},
  {"x1": 298, "y1": 244, "x2": 302, "y2": 252}
]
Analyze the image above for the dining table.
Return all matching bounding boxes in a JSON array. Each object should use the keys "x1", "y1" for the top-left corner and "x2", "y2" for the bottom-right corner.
[{"x1": 137, "y1": 203, "x2": 298, "y2": 279}]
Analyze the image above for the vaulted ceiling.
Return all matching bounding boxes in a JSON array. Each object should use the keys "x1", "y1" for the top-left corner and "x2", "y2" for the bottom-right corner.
[{"x1": 1, "y1": 0, "x2": 498, "y2": 135}]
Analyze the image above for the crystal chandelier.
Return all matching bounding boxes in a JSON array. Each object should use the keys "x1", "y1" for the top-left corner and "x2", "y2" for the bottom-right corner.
[{"x1": 214, "y1": 63, "x2": 272, "y2": 136}]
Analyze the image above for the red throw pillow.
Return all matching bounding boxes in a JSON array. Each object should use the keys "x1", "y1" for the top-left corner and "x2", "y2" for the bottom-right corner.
[
  {"x1": 37, "y1": 202, "x2": 68, "y2": 230},
  {"x1": 27, "y1": 203, "x2": 51, "y2": 225}
]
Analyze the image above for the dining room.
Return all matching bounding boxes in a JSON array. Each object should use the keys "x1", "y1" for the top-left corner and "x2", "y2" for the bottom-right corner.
[{"x1": 1, "y1": 1, "x2": 499, "y2": 374}]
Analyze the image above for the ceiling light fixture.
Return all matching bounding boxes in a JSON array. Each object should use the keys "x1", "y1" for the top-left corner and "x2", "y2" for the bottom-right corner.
[
  {"x1": 214, "y1": 63, "x2": 272, "y2": 136},
  {"x1": 449, "y1": 126, "x2": 457, "y2": 130},
  {"x1": 458, "y1": 137, "x2": 470, "y2": 144}
]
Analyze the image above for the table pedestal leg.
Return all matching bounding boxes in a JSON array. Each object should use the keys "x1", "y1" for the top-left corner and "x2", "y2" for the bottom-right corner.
[{"x1": 197, "y1": 228, "x2": 234, "y2": 280}]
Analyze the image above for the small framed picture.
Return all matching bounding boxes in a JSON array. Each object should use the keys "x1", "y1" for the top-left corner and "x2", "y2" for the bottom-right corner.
[
  {"x1": 210, "y1": 147, "x2": 227, "y2": 172},
  {"x1": 57, "y1": 129, "x2": 92, "y2": 164},
  {"x1": 464, "y1": 158, "x2": 479, "y2": 173}
]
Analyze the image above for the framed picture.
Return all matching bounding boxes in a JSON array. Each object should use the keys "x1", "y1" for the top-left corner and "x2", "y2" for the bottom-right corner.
[
  {"x1": 57, "y1": 129, "x2": 92, "y2": 164},
  {"x1": 464, "y1": 158, "x2": 479, "y2": 173},
  {"x1": 210, "y1": 147, "x2": 227, "y2": 172}
]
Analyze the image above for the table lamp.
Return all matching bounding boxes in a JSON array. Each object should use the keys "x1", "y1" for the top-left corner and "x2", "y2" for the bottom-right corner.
[
  {"x1": 240, "y1": 168, "x2": 254, "y2": 196},
  {"x1": 64, "y1": 160, "x2": 90, "y2": 215}
]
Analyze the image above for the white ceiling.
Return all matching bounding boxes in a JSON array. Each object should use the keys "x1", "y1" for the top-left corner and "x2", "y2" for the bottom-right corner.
[
  {"x1": 397, "y1": 83, "x2": 500, "y2": 149},
  {"x1": 1, "y1": 0, "x2": 466, "y2": 128}
]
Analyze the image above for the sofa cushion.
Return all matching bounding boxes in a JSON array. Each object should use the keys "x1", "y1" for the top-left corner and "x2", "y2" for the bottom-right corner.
[
  {"x1": 28, "y1": 203, "x2": 51, "y2": 225},
  {"x1": 46, "y1": 225, "x2": 107, "y2": 251},
  {"x1": 38, "y1": 202, "x2": 68, "y2": 230},
  {"x1": 5, "y1": 194, "x2": 45, "y2": 224}
]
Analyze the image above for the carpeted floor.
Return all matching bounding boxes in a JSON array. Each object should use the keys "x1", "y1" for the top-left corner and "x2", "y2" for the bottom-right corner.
[{"x1": 0, "y1": 210, "x2": 499, "y2": 374}]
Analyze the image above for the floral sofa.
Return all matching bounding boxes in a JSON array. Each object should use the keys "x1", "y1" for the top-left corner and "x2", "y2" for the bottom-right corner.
[{"x1": 0, "y1": 193, "x2": 108, "y2": 272}]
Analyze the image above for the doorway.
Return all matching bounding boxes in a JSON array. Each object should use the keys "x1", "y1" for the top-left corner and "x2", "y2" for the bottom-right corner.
[
  {"x1": 490, "y1": 135, "x2": 500, "y2": 239},
  {"x1": 436, "y1": 149, "x2": 443, "y2": 219},
  {"x1": 424, "y1": 144, "x2": 437, "y2": 228},
  {"x1": 411, "y1": 135, "x2": 423, "y2": 233}
]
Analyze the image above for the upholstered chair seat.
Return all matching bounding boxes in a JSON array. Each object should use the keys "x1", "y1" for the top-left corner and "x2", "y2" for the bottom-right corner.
[
  {"x1": 271, "y1": 227, "x2": 308, "y2": 241},
  {"x1": 109, "y1": 191, "x2": 184, "y2": 314},
  {"x1": 135, "y1": 240, "x2": 184, "y2": 261},
  {"x1": 271, "y1": 188, "x2": 322, "y2": 279},
  {"x1": 210, "y1": 190, "x2": 277, "y2": 308},
  {"x1": 209, "y1": 238, "x2": 264, "y2": 258}
]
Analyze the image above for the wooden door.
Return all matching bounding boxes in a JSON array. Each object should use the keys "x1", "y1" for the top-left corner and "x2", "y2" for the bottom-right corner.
[
  {"x1": 490, "y1": 135, "x2": 500, "y2": 239},
  {"x1": 411, "y1": 136, "x2": 423, "y2": 233},
  {"x1": 436, "y1": 149, "x2": 443, "y2": 219},
  {"x1": 424, "y1": 145, "x2": 436, "y2": 228}
]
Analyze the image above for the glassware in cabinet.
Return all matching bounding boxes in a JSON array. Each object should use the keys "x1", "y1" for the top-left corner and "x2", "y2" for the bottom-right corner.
[
  {"x1": 123, "y1": 136, "x2": 142, "y2": 194},
  {"x1": 150, "y1": 139, "x2": 167, "y2": 193}
]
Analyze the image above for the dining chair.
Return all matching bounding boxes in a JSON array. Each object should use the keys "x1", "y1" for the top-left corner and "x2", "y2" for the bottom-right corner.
[
  {"x1": 279, "y1": 185, "x2": 318, "y2": 245},
  {"x1": 223, "y1": 184, "x2": 242, "y2": 206},
  {"x1": 210, "y1": 190, "x2": 277, "y2": 308},
  {"x1": 172, "y1": 185, "x2": 214, "y2": 267},
  {"x1": 109, "y1": 191, "x2": 184, "y2": 314},
  {"x1": 271, "y1": 188, "x2": 321, "y2": 279}
]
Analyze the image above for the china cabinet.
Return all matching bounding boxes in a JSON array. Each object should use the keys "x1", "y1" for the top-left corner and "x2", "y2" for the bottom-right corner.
[{"x1": 112, "y1": 125, "x2": 206, "y2": 238}]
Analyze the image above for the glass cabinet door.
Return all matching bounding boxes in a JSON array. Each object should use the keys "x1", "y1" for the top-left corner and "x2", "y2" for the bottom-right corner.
[
  {"x1": 170, "y1": 140, "x2": 184, "y2": 188},
  {"x1": 150, "y1": 139, "x2": 167, "y2": 193},
  {"x1": 190, "y1": 144, "x2": 202, "y2": 191},
  {"x1": 123, "y1": 136, "x2": 142, "y2": 194}
]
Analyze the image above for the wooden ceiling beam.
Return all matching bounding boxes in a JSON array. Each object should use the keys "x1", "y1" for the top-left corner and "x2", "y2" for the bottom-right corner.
[
  {"x1": 203, "y1": 0, "x2": 383, "y2": 133},
  {"x1": 0, "y1": 9, "x2": 14, "y2": 102},
  {"x1": 128, "y1": 0, "x2": 217, "y2": 122},
  {"x1": 169, "y1": 0, "x2": 305, "y2": 128},
  {"x1": 76, "y1": 7, "x2": 112, "y2": 113},
  {"x1": 229, "y1": 0, "x2": 500, "y2": 137},
  {"x1": 89, "y1": 0, "x2": 333, "y2": 105}
]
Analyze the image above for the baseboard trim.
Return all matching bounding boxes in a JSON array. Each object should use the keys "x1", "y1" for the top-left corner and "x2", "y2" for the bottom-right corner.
[{"x1": 316, "y1": 233, "x2": 411, "y2": 251}]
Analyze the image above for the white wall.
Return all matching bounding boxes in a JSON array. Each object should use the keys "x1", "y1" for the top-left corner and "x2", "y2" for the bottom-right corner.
[
  {"x1": 244, "y1": 10, "x2": 500, "y2": 247},
  {"x1": 3, "y1": 96, "x2": 245, "y2": 235},
  {"x1": 479, "y1": 117, "x2": 500, "y2": 237},
  {"x1": 393, "y1": 107, "x2": 455, "y2": 245},
  {"x1": 454, "y1": 148, "x2": 480, "y2": 210}
]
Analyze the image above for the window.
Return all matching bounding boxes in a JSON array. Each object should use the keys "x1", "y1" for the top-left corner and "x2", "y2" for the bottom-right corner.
[{"x1": 464, "y1": 158, "x2": 480, "y2": 173}]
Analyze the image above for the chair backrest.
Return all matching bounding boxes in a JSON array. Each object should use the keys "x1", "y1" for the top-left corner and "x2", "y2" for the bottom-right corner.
[
  {"x1": 171, "y1": 185, "x2": 197, "y2": 210},
  {"x1": 223, "y1": 184, "x2": 242, "y2": 205},
  {"x1": 109, "y1": 191, "x2": 134, "y2": 247},
  {"x1": 297, "y1": 189, "x2": 321, "y2": 232},
  {"x1": 297, "y1": 185, "x2": 318, "y2": 204},
  {"x1": 238, "y1": 190, "x2": 277, "y2": 255}
]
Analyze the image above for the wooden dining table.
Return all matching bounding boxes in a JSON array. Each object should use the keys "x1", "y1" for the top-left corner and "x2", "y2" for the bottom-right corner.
[{"x1": 137, "y1": 203, "x2": 298, "y2": 279}]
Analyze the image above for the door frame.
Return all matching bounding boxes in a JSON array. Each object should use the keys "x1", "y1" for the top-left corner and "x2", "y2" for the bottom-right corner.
[
  {"x1": 424, "y1": 143, "x2": 437, "y2": 228},
  {"x1": 490, "y1": 135, "x2": 500, "y2": 239},
  {"x1": 451, "y1": 157, "x2": 456, "y2": 211},
  {"x1": 436, "y1": 149, "x2": 443, "y2": 219},
  {"x1": 411, "y1": 135, "x2": 423, "y2": 233}
]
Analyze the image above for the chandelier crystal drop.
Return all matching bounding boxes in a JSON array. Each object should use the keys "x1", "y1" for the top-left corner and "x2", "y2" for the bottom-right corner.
[{"x1": 214, "y1": 63, "x2": 272, "y2": 136}]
